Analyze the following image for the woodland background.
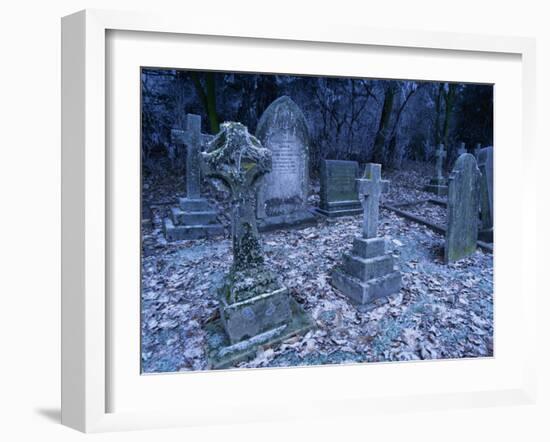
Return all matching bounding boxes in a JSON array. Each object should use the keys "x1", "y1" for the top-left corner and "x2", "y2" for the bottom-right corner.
[{"x1": 141, "y1": 69, "x2": 493, "y2": 178}]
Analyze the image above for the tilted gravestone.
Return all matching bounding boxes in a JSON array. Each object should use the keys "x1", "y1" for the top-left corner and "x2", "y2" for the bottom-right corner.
[
  {"x1": 255, "y1": 96, "x2": 317, "y2": 231},
  {"x1": 163, "y1": 114, "x2": 224, "y2": 241},
  {"x1": 424, "y1": 143, "x2": 448, "y2": 196},
  {"x1": 477, "y1": 146, "x2": 493, "y2": 242},
  {"x1": 200, "y1": 122, "x2": 313, "y2": 369},
  {"x1": 444, "y1": 153, "x2": 482, "y2": 263},
  {"x1": 331, "y1": 163, "x2": 401, "y2": 309},
  {"x1": 316, "y1": 159, "x2": 362, "y2": 218}
]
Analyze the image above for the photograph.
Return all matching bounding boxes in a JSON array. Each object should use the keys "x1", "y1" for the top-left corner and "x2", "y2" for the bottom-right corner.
[{"x1": 140, "y1": 69, "x2": 494, "y2": 373}]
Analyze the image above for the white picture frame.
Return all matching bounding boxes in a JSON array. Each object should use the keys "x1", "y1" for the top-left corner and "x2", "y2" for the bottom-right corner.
[{"x1": 61, "y1": 9, "x2": 537, "y2": 433}]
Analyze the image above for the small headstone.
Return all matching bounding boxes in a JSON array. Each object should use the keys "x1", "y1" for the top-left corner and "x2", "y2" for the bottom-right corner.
[
  {"x1": 445, "y1": 153, "x2": 482, "y2": 263},
  {"x1": 201, "y1": 122, "x2": 313, "y2": 369},
  {"x1": 163, "y1": 114, "x2": 223, "y2": 241},
  {"x1": 316, "y1": 159, "x2": 362, "y2": 218},
  {"x1": 457, "y1": 141, "x2": 467, "y2": 156},
  {"x1": 331, "y1": 163, "x2": 401, "y2": 309},
  {"x1": 424, "y1": 144, "x2": 448, "y2": 196},
  {"x1": 477, "y1": 146, "x2": 493, "y2": 242},
  {"x1": 255, "y1": 96, "x2": 317, "y2": 231}
]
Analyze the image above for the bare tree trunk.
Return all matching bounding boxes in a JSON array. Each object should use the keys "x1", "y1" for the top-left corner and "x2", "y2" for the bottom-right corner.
[
  {"x1": 372, "y1": 83, "x2": 396, "y2": 166},
  {"x1": 190, "y1": 72, "x2": 220, "y2": 134}
]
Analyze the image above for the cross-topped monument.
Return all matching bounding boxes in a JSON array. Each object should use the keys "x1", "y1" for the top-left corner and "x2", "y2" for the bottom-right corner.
[
  {"x1": 201, "y1": 122, "x2": 313, "y2": 368},
  {"x1": 435, "y1": 143, "x2": 447, "y2": 179},
  {"x1": 163, "y1": 113, "x2": 222, "y2": 241},
  {"x1": 331, "y1": 163, "x2": 401, "y2": 310},
  {"x1": 171, "y1": 113, "x2": 214, "y2": 199},
  {"x1": 474, "y1": 143, "x2": 482, "y2": 161},
  {"x1": 424, "y1": 143, "x2": 449, "y2": 196},
  {"x1": 357, "y1": 163, "x2": 389, "y2": 238}
]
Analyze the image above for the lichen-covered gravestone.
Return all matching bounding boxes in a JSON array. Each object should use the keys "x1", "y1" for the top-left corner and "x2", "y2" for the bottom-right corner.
[
  {"x1": 444, "y1": 153, "x2": 482, "y2": 263},
  {"x1": 424, "y1": 143, "x2": 448, "y2": 196},
  {"x1": 255, "y1": 96, "x2": 317, "y2": 231},
  {"x1": 163, "y1": 113, "x2": 224, "y2": 241},
  {"x1": 200, "y1": 122, "x2": 313, "y2": 369},
  {"x1": 331, "y1": 163, "x2": 401, "y2": 309},
  {"x1": 316, "y1": 159, "x2": 362, "y2": 218},
  {"x1": 477, "y1": 146, "x2": 493, "y2": 242}
]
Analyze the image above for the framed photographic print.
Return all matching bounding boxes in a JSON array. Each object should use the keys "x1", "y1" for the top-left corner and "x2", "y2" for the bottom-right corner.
[{"x1": 61, "y1": 9, "x2": 537, "y2": 433}]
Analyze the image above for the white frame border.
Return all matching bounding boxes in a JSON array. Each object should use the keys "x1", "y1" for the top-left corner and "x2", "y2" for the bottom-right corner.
[{"x1": 61, "y1": 9, "x2": 537, "y2": 433}]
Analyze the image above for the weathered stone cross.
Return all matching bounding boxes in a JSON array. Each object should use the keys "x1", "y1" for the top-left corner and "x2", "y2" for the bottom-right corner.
[
  {"x1": 200, "y1": 122, "x2": 272, "y2": 271},
  {"x1": 356, "y1": 163, "x2": 389, "y2": 239},
  {"x1": 435, "y1": 143, "x2": 447, "y2": 179},
  {"x1": 171, "y1": 114, "x2": 214, "y2": 199}
]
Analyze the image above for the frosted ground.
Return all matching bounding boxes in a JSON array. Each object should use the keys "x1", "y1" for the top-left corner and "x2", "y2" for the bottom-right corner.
[{"x1": 141, "y1": 164, "x2": 493, "y2": 372}]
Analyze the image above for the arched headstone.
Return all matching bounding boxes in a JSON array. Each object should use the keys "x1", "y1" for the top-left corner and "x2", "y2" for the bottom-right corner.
[{"x1": 255, "y1": 96, "x2": 317, "y2": 231}]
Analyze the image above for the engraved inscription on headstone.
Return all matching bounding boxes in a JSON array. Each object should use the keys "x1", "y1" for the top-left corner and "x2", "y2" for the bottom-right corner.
[
  {"x1": 316, "y1": 159, "x2": 362, "y2": 218},
  {"x1": 255, "y1": 96, "x2": 317, "y2": 231}
]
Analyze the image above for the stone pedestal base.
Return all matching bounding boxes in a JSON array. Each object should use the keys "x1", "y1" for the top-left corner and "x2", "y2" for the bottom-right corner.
[
  {"x1": 205, "y1": 298, "x2": 313, "y2": 369},
  {"x1": 257, "y1": 208, "x2": 318, "y2": 232},
  {"x1": 206, "y1": 268, "x2": 314, "y2": 368},
  {"x1": 331, "y1": 237, "x2": 401, "y2": 309},
  {"x1": 315, "y1": 200, "x2": 363, "y2": 218},
  {"x1": 424, "y1": 177, "x2": 448, "y2": 196},
  {"x1": 163, "y1": 197, "x2": 224, "y2": 241}
]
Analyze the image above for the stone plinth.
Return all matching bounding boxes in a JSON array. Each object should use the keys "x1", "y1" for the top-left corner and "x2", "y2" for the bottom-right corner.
[
  {"x1": 163, "y1": 197, "x2": 223, "y2": 241},
  {"x1": 332, "y1": 237, "x2": 401, "y2": 309},
  {"x1": 424, "y1": 177, "x2": 448, "y2": 196}
]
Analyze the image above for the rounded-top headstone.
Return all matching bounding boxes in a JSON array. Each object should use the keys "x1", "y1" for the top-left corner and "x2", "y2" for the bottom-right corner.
[{"x1": 255, "y1": 96, "x2": 310, "y2": 219}]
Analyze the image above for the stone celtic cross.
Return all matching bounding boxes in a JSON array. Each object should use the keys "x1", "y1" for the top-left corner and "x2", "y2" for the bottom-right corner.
[
  {"x1": 171, "y1": 114, "x2": 214, "y2": 199},
  {"x1": 200, "y1": 122, "x2": 272, "y2": 271},
  {"x1": 356, "y1": 163, "x2": 389, "y2": 239},
  {"x1": 435, "y1": 144, "x2": 447, "y2": 179}
]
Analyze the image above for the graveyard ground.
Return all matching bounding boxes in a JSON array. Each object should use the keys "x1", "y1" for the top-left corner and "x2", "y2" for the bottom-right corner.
[{"x1": 141, "y1": 161, "x2": 493, "y2": 372}]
